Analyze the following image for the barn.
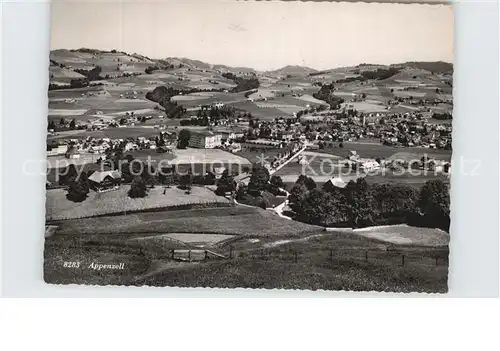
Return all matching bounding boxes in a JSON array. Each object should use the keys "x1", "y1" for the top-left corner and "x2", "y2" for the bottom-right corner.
[{"x1": 88, "y1": 170, "x2": 122, "y2": 192}]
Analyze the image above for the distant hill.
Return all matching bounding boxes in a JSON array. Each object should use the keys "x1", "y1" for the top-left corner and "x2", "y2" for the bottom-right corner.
[
  {"x1": 164, "y1": 57, "x2": 213, "y2": 69},
  {"x1": 213, "y1": 64, "x2": 256, "y2": 74},
  {"x1": 267, "y1": 65, "x2": 318, "y2": 76},
  {"x1": 397, "y1": 61, "x2": 453, "y2": 74},
  {"x1": 163, "y1": 57, "x2": 256, "y2": 74}
]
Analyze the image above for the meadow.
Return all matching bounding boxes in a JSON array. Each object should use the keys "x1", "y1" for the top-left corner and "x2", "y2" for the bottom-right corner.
[
  {"x1": 319, "y1": 142, "x2": 452, "y2": 161},
  {"x1": 46, "y1": 185, "x2": 230, "y2": 221},
  {"x1": 51, "y1": 206, "x2": 324, "y2": 237},
  {"x1": 352, "y1": 224, "x2": 449, "y2": 247},
  {"x1": 44, "y1": 229, "x2": 448, "y2": 291}
]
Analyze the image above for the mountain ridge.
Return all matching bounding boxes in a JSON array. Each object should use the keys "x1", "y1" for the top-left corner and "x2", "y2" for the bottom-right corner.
[{"x1": 49, "y1": 49, "x2": 453, "y2": 75}]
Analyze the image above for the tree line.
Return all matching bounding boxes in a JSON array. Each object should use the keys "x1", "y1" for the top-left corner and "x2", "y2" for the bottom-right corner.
[
  {"x1": 312, "y1": 83, "x2": 345, "y2": 109},
  {"x1": 288, "y1": 175, "x2": 450, "y2": 231},
  {"x1": 222, "y1": 72, "x2": 260, "y2": 93}
]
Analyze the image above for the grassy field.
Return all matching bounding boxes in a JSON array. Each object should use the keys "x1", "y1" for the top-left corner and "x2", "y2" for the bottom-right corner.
[
  {"x1": 227, "y1": 101, "x2": 287, "y2": 119},
  {"x1": 364, "y1": 170, "x2": 450, "y2": 189},
  {"x1": 43, "y1": 232, "x2": 188, "y2": 285},
  {"x1": 319, "y1": 143, "x2": 452, "y2": 161},
  {"x1": 48, "y1": 127, "x2": 162, "y2": 140},
  {"x1": 171, "y1": 148, "x2": 251, "y2": 165},
  {"x1": 137, "y1": 231, "x2": 448, "y2": 292},
  {"x1": 235, "y1": 147, "x2": 283, "y2": 164},
  {"x1": 279, "y1": 169, "x2": 450, "y2": 190},
  {"x1": 274, "y1": 152, "x2": 344, "y2": 178},
  {"x1": 44, "y1": 226, "x2": 448, "y2": 291},
  {"x1": 51, "y1": 206, "x2": 323, "y2": 237},
  {"x1": 353, "y1": 224, "x2": 449, "y2": 246},
  {"x1": 46, "y1": 185, "x2": 230, "y2": 221}
]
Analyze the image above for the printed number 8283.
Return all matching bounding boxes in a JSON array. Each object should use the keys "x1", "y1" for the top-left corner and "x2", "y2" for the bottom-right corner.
[{"x1": 63, "y1": 262, "x2": 80, "y2": 268}]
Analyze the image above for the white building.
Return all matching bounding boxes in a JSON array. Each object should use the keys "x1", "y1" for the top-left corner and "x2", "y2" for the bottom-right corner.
[
  {"x1": 359, "y1": 159, "x2": 380, "y2": 172},
  {"x1": 188, "y1": 130, "x2": 222, "y2": 149}
]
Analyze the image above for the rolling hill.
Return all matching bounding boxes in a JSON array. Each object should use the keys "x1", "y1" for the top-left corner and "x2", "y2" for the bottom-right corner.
[
  {"x1": 395, "y1": 61, "x2": 453, "y2": 74},
  {"x1": 267, "y1": 65, "x2": 318, "y2": 76}
]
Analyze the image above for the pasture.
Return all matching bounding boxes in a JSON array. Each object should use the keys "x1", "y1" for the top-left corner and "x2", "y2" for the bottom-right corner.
[
  {"x1": 226, "y1": 100, "x2": 286, "y2": 119},
  {"x1": 44, "y1": 226, "x2": 448, "y2": 291},
  {"x1": 46, "y1": 185, "x2": 230, "y2": 221},
  {"x1": 51, "y1": 206, "x2": 323, "y2": 237},
  {"x1": 49, "y1": 95, "x2": 157, "y2": 115},
  {"x1": 59, "y1": 126, "x2": 161, "y2": 140},
  {"x1": 364, "y1": 171, "x2": 451, "y2": 189},
  {"x1": 319, "y1": 143, "x2": 452, "y2": 161},
  {"x1": 136, "y1": 230, "x2": 448, "y2": 292},
  {"x1": 235, "y1": 147, "x2": 283, "y2": 164},
  {"x1": 274, "y1": 152, "x2": 345, "y2": 179},
  {"x1": 171, "y1": 148, "x2": 251, "y2": 166},
  {"x1": 353, "y1": 224, "x2": 449, "y2": 247},
  {"x1": 342, "y1": 101, "x2": 388, "y2": 113}
]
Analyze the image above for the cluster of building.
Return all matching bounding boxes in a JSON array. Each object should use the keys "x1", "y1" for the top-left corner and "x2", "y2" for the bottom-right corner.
[
  {"x1": 300, "y1": 112, "x2": 452, "y2": 149},
  {"x1": 47, "y1": 131, "x2": 178, "y2": 160},
  {"x1": 186, "y1": 127, "x2": 245, "y2": 153}
]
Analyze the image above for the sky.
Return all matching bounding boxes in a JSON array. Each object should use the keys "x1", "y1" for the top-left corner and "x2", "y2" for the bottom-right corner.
[{"x1": 50, "y1": 0, "x2": 453, "y2": 71}]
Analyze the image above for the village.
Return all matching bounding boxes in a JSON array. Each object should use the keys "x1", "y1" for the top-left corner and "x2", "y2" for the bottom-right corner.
[
  {"x1": 46, "y1": 94, "x2": 453, "y2": 190},
  {"x1": 44, "y1": 47, "x2": 453, "y2": 293}
]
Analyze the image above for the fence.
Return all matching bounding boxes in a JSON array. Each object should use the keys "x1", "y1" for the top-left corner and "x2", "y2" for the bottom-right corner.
[
  {"x1": 224, "y1": 245, "x2": 449, "y2": 268},
  {"x1": 167, "y1": 245, "x2": 448, "y2": 269},
  {"x1": 171, "y1": 249, "x2": 226, "y2": 262}
]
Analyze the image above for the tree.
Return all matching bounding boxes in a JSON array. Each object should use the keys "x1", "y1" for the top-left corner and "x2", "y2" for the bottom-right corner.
[
  {"x1": 69, "y1": 119, "x2": 76, "y2": 130},
  {"x1": 339, "y1": 142, "x2": 344, "y2": 148},
  {"x1": 177, "y1": 129, "x2": 191, "y2": 149},
  {"x1": 270, "y1": 175, "x2": 285, "y2": 190},
  {"x1": 235, "y1": 184, "x2": 248, "y2": 200},
  {"x1": 216, "y1": 170, "x2": 236, "y2": 195},
  {"x1": 288, "y1": 182, "x2": 309, "y2": 215},
  {"x1": 48, "y1": 120, "x2": 56, "y2": 130},
  {"x1": 371, "y1": 183, "x2": 418, "y2": 225},
  {"x1": 66, "y1": 171, "x2": 90, "y2": 203},
  {"x1": 298, "y1": 189, "x2": 335, "y2": 225},
  {"x1": 343, "y1": 178, "x2": 374, "y2": 227},
  {"x1": 179, "y1": 173, "x2": 192, "y2": 190},
  {"x1": 418, "y1": 179, "x2": 450, "y2": 231},
  {"x1": 128, "y1": 176, "x2": 147, "y2": 198},
  {"x1": 443, "y1": 163, "x2": 451, "y2": 173},
  {"x1": 296, "y1": 174, "x2": 316, "y2": 191},
  {"x1": 59, "y1": 118, "x2": 66, "y2": 126},
  {"x1": 59, "y1": 164, "x2": 78, "y2": 185},
  {"x1": 248, "y1": 164, "x2": 270, "y2": 194},
  {"x1": 66, "y1": 180, "x2": 88, "y2": 202},
  {"x1": 79, "y1": 171, "x2": 90, "y2": 194}
]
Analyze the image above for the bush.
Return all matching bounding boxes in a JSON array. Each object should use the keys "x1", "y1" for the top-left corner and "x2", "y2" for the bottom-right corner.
[
  {"x1": 177, "y1": 129, "x2": 191, "y2": 149},
  {"x1": 66, "y1": 180, "x2": 89, "y2": 203},
  {"x1": 128, "y1": 177, "x2": 147, "y2": 198}
]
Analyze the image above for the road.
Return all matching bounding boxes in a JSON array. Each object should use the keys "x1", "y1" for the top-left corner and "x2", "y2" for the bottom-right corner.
[
  {"x1": 233, "y1": 145, "x2": 305, "y2": 218},
  {"x1": 269, "y1": 146, "x2": 307, "y2": 176}
]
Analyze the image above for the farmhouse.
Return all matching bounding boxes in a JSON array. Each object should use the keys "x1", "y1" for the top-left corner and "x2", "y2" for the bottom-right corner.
[
  {"x1": 188, "y1": 130, "x2": 222, "y2": 149},
  {"x1": 88, "y1": 170, "x2": 122, "y2": 192}
]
